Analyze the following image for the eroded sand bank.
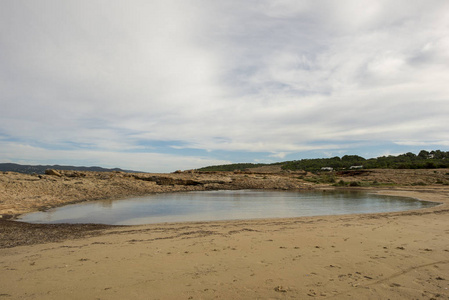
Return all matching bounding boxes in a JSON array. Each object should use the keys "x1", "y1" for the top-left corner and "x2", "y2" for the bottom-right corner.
[{"x1": 1, "y1": 170, "x2": 448, "y2": 299}]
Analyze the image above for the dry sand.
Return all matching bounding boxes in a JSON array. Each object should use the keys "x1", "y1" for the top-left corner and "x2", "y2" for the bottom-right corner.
[{"x1": 1, "y1": 170, "x2": 449, "y2": 299}]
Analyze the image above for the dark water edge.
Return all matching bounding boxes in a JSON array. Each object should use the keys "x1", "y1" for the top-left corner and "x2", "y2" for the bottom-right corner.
[{"x1": 17, "y1": 190, "x2": 438, "y2": 225}]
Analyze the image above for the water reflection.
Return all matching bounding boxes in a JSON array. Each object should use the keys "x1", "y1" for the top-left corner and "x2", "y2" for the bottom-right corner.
[
  {"x1": 17, "y1": 190, "x2": 438, "y2": 225},
  {"x1": 100, "y1": 199, "x2": 113, "y2": 208}
]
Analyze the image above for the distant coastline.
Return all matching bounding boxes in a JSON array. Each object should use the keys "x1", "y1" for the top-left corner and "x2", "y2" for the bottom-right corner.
[{"x1": 0, "y1": 163, "x2": 140, "y2": 174}]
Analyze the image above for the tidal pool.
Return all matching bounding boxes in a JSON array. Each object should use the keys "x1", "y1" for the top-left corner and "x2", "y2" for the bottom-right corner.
[{"x1": 17, "y1": 190, "x2": 437, "y2": 225}]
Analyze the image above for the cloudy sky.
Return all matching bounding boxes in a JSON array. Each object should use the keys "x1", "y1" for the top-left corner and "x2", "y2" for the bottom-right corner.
[{"x1": 1, "y1": 0, "x2": 449, "y2": 172}]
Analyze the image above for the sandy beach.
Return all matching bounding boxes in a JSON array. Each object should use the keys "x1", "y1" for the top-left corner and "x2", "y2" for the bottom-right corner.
[{"x1": 1, "y1": 170, "x2": 449, "y2": 299}]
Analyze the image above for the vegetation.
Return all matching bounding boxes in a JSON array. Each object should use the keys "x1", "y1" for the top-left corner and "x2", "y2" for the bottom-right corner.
[
  {"x1": 282, "y1": 150, "x2": 449, "y2": 171},
  {"x1": 198, "y1": 163, "x2": 270, "y2": 172},
  {"x1": 302, "y1": 174, "x2": 337, "y2": 184},
  {"x1": 197, "y1": 150, "x2": 449, "y2": 172},
  {"x1": 282, "y1": 155, "x2": 366, "y2": 171}
]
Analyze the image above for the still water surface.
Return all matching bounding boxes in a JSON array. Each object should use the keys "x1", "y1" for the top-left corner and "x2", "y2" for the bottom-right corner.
[{"x1": 18, "y1": 190, "x2": 437, "y2": 225}]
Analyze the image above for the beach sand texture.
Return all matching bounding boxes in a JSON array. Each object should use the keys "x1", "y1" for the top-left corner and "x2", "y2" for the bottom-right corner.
[{"x1": 1, "y1": 170, "x2": 448, "y2": 299}]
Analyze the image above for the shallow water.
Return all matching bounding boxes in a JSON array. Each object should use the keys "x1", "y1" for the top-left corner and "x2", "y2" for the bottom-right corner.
[{"x1": 18, "y1": 190, "x2": 437, "y2": 225}]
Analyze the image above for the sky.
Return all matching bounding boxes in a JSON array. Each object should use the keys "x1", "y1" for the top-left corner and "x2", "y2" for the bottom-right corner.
[{"x1": 1, "y1": 0, "x2": 449, "y2": 172}]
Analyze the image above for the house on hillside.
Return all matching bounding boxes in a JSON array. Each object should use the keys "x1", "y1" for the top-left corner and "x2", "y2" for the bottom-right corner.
[
  {"x1": 349, "y1": 165, "x2": 363, "y2": 170},
  {"x1": 321, "y1": 167, "x2": 333, "y2": 171}
]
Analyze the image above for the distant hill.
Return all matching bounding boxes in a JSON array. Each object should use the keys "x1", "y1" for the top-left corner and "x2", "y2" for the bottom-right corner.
[
  {"x1": 197, "y1": 150, "x2": 449, "y2": 172},
  {"x1": 0, "y1": 163, "x2": 140, "y2": 174}
]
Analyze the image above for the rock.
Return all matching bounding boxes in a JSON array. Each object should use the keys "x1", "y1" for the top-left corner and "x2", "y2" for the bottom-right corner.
[
  {"x1": 156, "y1": 177, "x2": 203, "y2": 186},
  {"x1": 132, "y1": 175, "x2": 203, "y2": 186},
  {"x1": 45, "y1": 169, "x2": 62, "y2": 177},
  {"x1": 64, "y1": 171, "x2": 86, "y2": 178},
  {"x1": 0, "y1": 214, "x2": 14, "y2": 220}
]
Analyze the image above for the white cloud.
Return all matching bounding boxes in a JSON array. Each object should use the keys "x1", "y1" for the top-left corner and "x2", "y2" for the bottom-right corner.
[
  {"x1": 394, "y1": 140, "x2": 449, "y2": 147},
  {"x1": 0, "y1": 141, "x2": 228, "y2": 172},
  {"x1": 1, "y1": 0, "x2": 449, "y2": 170}
]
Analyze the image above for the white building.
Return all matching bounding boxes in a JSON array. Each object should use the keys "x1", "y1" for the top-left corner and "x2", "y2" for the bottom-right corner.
[
  {"x1": 321, "y1": 167, "x2": 333, "y2": 171},
  {"x1": 349, "y1": 165, "x2": 363, "y2": 170}
]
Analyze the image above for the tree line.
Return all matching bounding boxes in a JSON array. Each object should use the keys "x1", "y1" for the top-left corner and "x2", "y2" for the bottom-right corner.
[
  {"x1": 197, "y1": 150, "x2": 449, "y2": 172},
  {"x1": 197, "y1": 163, "x2": 270, "y2": 172}
]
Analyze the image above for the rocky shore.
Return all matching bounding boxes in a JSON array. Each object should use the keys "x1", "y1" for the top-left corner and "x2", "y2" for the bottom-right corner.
[
  {"x1": 0, "y1": 169, "x2": 312, "y2": 217},
  {"x1": 2, "y1": 168, "x2": 448, "y2": 218}
]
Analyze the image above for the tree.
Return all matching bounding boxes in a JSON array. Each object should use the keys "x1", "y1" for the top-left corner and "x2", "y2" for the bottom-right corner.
[{"x1": 418, "y1": 150, "x2": 430, "y2": 159}]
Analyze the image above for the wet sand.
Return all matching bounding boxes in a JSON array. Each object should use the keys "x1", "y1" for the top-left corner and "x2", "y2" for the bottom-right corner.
[{"x1": 1, "y1": 170, "x2": 449, "y2": 299}]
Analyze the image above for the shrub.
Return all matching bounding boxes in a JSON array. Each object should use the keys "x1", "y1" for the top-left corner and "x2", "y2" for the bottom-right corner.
[
  {"x1": 325, "y1": 175, "x2": 336, "y2": 184},
  {"x1": 412, "y1": 181, "x2": 427, "y2": 186}
]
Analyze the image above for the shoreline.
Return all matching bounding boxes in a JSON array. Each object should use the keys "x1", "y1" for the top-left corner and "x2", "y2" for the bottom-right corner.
[
  {"x1": 4, "y1": 184, "x2": 447, "y2": 220},
  {"x1": 1, "y1": 179, "x2": 449, "y2": 249},
  {"x1": 1, "y1": 170, "x2": 449, "y2": 299},
  {"x1": 2, "y1": 168, "x2": 449, "y2": 217},
  {"x1": 10, "y1": 187, "x2": 445, "y2": 227},
  {"x1": 1, "y1": 186, "x2": 448, "y2": 250}
]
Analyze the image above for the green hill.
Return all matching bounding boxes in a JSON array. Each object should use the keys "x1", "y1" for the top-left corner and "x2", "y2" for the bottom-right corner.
[{"x1": 197, "y1": 150, "x2": 449, "y2": 172}]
